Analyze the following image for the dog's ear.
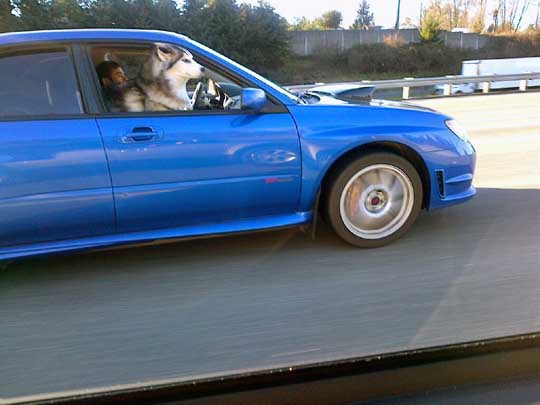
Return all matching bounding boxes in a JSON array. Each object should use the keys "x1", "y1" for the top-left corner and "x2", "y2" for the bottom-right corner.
[
  {"x1": 155, "y1": 43, "x2": 174, "y2": 62},
  {"x1": 178, "y1": 48, "x2": 192, "y2": 59}
]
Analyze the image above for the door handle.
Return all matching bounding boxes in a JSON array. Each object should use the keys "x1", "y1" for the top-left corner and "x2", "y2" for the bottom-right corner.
[{"x1": 121, "y1": 127, "x2": 160, "y2": 143}]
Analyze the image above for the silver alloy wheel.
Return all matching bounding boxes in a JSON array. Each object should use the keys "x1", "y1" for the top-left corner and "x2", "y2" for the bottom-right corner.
[{"x1": 339, "y1": 164, "x2": 415, "y2": 240}]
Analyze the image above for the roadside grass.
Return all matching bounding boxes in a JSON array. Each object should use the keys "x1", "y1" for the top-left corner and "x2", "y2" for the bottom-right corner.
[
  {"x1": 265, "y1": 51, "x2": 462, "y2": 85},
  {"x1": 266, "y1": 33, "x2": 540, "y2": 86},
  {"x1": 268, "y1": 62, "x2": 453, "y2": 85}
]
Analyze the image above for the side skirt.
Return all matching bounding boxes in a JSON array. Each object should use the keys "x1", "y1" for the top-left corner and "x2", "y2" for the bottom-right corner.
[{"x1": 0, "y1": 211, "x2": 313, "y2": 261}]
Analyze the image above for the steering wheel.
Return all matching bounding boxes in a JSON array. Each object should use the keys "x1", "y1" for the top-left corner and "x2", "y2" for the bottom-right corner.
[
  {"x1": 192, "y1": 78, "x2": 235, "y2": 110},
  {"x1": 191, "y1": 80, "x2": 206, "y2": 110}
]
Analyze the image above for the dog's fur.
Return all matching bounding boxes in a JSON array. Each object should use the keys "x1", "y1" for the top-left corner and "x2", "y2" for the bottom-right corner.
[{"x1": 115, "y1": 43, "x2": 205, "y2": 112}]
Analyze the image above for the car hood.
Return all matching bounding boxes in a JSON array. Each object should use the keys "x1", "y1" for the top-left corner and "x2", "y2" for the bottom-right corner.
[
  {"x1": 308, "y1": 92, "x2": 437, "y2": 113},
  {"x1": 369, "y1": 98, "x2": 437, "y2": 113}
]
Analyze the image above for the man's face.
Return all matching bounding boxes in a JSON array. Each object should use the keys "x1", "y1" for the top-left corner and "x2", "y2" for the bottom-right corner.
[
  {"x1": 110, "y1": 67, "x2": 128, "y2": 84},
  {"x1": 103, "y1": 67, "x2": 128, "y2": 86}
]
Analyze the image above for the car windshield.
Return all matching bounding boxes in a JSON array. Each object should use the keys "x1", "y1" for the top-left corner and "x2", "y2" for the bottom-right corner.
[
  {"x1": 1, "y1": 1, "x2": 540, "y2": 404},
  {"x1": 182, "y1": 35, "x2": 302, "y2": 104}
]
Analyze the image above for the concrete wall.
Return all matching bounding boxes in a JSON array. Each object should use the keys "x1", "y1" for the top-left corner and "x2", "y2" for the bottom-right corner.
[{"x1": 289, "y1": 29, "x2": 491, "y2": 55}]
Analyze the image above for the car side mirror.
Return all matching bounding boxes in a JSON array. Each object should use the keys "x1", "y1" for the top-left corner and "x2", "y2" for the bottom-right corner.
[{"x1": 241, "y1": 88, "x2": 267, "y2": 111}]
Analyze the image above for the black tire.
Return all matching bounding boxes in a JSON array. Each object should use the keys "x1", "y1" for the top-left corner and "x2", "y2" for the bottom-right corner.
[{"x1": 325, "y1": 152, "x2": 423, "y2": 248}]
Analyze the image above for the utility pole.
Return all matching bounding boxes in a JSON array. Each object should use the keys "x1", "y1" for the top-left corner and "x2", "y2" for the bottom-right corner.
[
  {"x1": 394, "y1": 0, "x2": 402, "y2": 29},
  {"x1": 536, "y1": 1, "x2": 540, "y2": 28},
  {"x1": 395, "y1": 0, "x2": 401, "y2": 29}
]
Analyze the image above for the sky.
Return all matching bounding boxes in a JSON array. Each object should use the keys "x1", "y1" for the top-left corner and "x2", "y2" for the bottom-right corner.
[{"x1": 238, "y1": 0, "x2": 539, "y2": 29}]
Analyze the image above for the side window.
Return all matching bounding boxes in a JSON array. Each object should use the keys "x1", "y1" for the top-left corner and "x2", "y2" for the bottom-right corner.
[
  {"x1": 0, "y1": 49, "x2": 83, "y2": 118},
  {"x1": 90, "y1": 43, "x2": 253, "y2": 114}
]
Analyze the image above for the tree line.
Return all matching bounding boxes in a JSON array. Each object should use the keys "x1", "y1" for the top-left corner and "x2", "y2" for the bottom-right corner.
[
  {"x1": 417, "y1": 0, "x2": 539, "y2": 44},
  {"x1": 0, "y1": 0, "x2": 378, "y2": 71},
  {"x1": 1, "y1": 0, "x2": 537, "y2": 72},
  {"x1": 0, "y1": 0, "x2": 290, "y2": 72},
  {"x1": 290, "y1": 1, "x2": 538, "y2": 34},
  {"x1": 290, "y1": 1, "x2": 375, "y2": 30}
]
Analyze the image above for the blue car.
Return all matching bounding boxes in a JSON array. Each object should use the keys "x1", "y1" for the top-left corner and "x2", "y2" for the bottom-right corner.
[{"x1": 0, "y1": 29, "x2": 476, "y2": 260}]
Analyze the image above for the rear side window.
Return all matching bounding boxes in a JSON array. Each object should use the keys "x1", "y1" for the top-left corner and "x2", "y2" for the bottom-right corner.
[{"x1": 0, "y1": 49, "x2": 83, "y2": 118}]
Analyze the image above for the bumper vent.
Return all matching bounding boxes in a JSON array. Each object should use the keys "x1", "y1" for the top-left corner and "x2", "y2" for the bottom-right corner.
[{"x1": 436, "y1": 170, "x2": 445, "y2": 198}]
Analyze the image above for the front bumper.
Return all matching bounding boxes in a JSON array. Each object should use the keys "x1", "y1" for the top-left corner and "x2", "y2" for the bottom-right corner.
[{"x1": 424, "y1": 139, "x2": 476, "y2": 210}]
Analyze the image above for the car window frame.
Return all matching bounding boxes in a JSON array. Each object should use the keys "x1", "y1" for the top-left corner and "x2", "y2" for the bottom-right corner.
[
  {"x1": 80, "y1": 40, "x2": 289, "y2": 118},
  {"x1": 0, "y1": 42, "x2": 88, "y2": 122}
]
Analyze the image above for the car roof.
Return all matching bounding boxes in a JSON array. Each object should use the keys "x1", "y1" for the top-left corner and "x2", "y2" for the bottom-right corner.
[
  {"x1": 0, "y1": 29, "x2": 187, "y2": 46},
  {"x1": 0, "y1": 28, "x2": 298, "y2": 106}
]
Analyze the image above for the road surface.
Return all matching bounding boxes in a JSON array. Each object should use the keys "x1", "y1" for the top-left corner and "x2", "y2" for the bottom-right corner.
[
  {"x1": 372, "y1": 375, "x2": 540, "y2": 405},
  {"x1": 2, "y1": 92, "x2": 540, "y2": 402}
]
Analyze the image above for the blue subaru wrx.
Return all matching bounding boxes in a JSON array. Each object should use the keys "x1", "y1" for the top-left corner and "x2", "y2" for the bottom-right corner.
[{"x1": 0, "y1": 29, "x2": 476, "y2": 260}]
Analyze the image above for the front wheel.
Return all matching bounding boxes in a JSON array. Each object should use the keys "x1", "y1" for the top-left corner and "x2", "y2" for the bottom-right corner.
[{"x1": 325, "y1": 153, "x2": 423, "y2": 248}]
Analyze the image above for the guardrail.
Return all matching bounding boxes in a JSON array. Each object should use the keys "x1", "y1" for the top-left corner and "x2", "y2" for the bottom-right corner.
[{"x1": 287, "y1": 72, "x2": 540, "y2": 100}]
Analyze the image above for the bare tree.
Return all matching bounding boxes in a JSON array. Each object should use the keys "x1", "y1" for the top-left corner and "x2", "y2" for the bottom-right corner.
[
  {"x1": 492, "y1": 5, "x2": 499, "y2": 31},
  {"x1": 514, "y1": 0, "x2": 531, "y2": 30},
  {"x1": 493, "y1": 0, "x2": 527, "y2": 31},
  {"x1": 470, "y1": 0, "x2": 487, "y2": 32},
  {"x1": 509, "y1": 0, "x2": 519, "y2": 27},
  {"x1": 420, "y1": 0, "x2": 510, "y2": 33}
]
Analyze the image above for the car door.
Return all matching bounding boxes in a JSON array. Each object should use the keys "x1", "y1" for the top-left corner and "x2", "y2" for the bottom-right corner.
[
  {"x1": 89, "y1": 43, "x2": 301, "y2": 233},
  {"x1": 0, "y1": 46, "x2": 114, "y2": 247}
]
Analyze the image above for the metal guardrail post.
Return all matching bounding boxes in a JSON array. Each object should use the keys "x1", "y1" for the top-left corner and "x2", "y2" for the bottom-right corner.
[
  {"x1": 519, "y1": 79, "x2": 528, "y2": 91},
  {"x1": 444, "y1": 84, "x2": 452, "y2": 96},
  {"x1": 402, "y1": 78, "x2": 414, "y2": 100},
  {"x1": 402, "y1": 86, "x2": 410, "y2": 99},
  {"x1": 444, "y1": 75, "x2": 457, "y2": 96},
  {"x1": 482, "y1": 82, "x2": 491, "y2": 93}
]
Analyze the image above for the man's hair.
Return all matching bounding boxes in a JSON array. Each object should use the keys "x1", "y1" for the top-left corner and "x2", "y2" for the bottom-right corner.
[{"x1": 96, "y1": 61, "x2": 122, "y2": 82}]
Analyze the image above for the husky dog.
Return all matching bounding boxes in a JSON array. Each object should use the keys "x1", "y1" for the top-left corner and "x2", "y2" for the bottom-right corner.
[{"x1": 119, "y1": 43, "x2": 205, "y2": 112}]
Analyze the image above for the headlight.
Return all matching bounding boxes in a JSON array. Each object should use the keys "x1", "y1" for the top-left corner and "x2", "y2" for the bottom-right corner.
[{"x1": 445, "y1": 119, "x2": 470, "y2": 142}]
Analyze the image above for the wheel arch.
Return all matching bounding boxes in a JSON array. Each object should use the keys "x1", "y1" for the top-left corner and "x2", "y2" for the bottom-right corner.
[{"x1": 318, "y1": 141, "x2": 431, "y2": 210}]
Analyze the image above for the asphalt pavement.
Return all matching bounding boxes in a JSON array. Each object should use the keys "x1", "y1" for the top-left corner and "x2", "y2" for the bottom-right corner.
[{"x1": 2, "y1": 92, "x2": 540, "y2": 402}]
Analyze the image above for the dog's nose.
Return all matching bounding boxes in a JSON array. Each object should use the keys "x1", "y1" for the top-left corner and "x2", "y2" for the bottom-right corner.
[{"x1": 200, "y1": 67, "x2": 206, "y2": 73}]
